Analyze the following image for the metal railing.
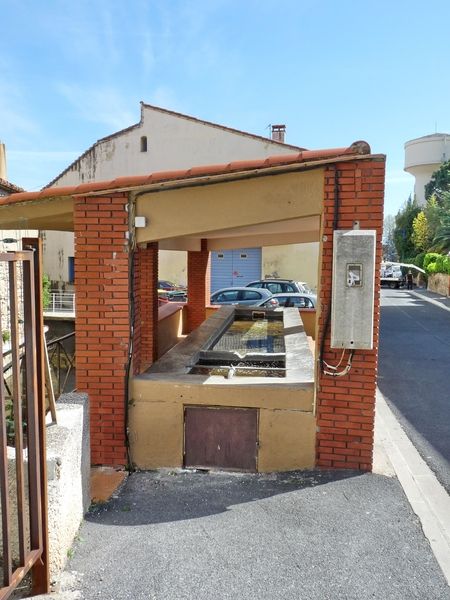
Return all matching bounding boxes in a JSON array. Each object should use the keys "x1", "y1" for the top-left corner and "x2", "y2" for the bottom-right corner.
[
  {"x1": 45, "y1": 292, "x2": 75, "y2": 314},
  {"x1": 3, "y1": 332, "x2": 76, "y2": 406}
]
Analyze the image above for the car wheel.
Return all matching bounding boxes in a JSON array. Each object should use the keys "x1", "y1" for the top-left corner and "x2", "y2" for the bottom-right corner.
[{"x1": 388, "y1": 281, "x2": 397, "y2": 289}]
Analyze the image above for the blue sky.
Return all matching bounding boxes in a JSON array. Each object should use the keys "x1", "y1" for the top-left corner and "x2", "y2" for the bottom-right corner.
[{"x1": 1, "y1": 0, "x2": 449, "y2": 216}]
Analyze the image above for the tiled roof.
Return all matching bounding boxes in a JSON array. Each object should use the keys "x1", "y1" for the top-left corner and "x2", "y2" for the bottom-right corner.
[
  {"x1": 0, "y1": 178, "x2": 25, "y2": 194},
  {"x1": 45, "y1": 102, "x2": 304, "y2": 188},
  {"x1": 0, "y1": 141, "x2": 373, "y2": 208}
]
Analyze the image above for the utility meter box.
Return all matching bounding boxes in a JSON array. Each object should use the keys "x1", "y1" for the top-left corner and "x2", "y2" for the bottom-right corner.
[{"x1": 331, "y1": 229, "x2": 376, "y2": 350}]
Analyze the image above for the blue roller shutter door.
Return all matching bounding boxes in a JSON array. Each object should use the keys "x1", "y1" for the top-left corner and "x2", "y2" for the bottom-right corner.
[{"x1": 211, "y1": 248, "x2": 262, "y2": 292}]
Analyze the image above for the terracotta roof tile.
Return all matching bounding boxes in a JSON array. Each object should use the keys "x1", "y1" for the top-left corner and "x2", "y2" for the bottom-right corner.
[
  {"x1": 0, "y1": 141, "x2": 373, "y2": 208},
  {"x1": 0, "y1": 178, "x2": 25, "y2": 194}
]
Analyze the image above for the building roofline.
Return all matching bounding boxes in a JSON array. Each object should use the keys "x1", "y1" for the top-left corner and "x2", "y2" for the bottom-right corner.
[
  {"x1": 44, "y1": 102, "x2": 305, "y2": 189},
  {"x1": 0, "y1": 142, "x2": 377, "y2": 208},
  {"x1": 139, "y1": 102, "x2": 305, "y2": 151},
  {"x1": 0, "y1": 178, "x2": 25, "y2": 194}
]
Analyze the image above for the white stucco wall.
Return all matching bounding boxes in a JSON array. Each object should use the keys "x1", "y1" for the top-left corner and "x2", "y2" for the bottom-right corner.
[
  {"x1": 41, "y1": 230, "x2": 74, "y2": 286},
  {"x1": 44, "y1": 104, "x2": 309, "y2": 285},
  {"x1": 51, "y1": 105, "x2": 301, "y2": 187},
  {"x1": 404, "y1": 133, "x2": 450, "y2": 204}
]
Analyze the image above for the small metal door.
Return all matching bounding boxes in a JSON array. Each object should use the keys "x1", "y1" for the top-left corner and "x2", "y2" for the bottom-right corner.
[{"x1": 184, "y1": 406, "x2": 258, "y2": 471}]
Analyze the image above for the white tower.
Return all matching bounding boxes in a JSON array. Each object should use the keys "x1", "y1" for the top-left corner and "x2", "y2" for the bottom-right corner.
[
  {"x1": 404, "y1": 133, "x2": 450, "y2": 205},
  {"x1": 0, "y1": 142, "x2": 7, "y2": 181}
]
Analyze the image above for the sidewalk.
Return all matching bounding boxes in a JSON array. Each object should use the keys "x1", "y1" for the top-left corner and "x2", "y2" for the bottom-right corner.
[{"x1": 408, "y1": 286, "x2": 450, "y2": 312}]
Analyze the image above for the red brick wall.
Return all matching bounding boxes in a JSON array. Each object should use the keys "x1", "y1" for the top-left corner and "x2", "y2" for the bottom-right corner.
[
  {"x1": 316, "y1": 159, "x2": 385, "y2": 471},
  {"x1": 186, "y1": 240, "x2": 211, "y2": 332},
  {"x1": 74, "y1": 192, "x2": 130, "y2": 466},
  {"x1": 133, "y1": 243, "x2": 158, "y2": 374}
]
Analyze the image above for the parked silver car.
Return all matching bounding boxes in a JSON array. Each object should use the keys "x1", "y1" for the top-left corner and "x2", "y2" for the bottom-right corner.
[
  {"x1": 260, "y1": 292, "x2": 316, "y2": 309},
  {"x1": 210, "y1": 287, "x2": 279, "y2": 306},
  {"x1": 246, "y1": 278, "x2": 314, "y2": 295}
]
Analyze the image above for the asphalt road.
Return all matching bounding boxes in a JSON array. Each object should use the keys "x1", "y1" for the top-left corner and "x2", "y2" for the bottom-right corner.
[
  {"x1": 58, "y1": 470, "x2": 449, "y2": 600},
  {"x1": 378, "y1": 288, "x2": 450, "y2": 493}
]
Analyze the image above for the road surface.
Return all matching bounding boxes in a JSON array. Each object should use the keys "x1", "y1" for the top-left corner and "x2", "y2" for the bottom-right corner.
[{"x1": 378, "y1": 288, "x2": 450, "y2": 493}]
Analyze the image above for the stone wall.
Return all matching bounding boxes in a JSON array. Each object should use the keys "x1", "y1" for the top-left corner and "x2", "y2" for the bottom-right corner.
[{"x1": 428, "y1": 272, "x2": 450, "y2": 297}]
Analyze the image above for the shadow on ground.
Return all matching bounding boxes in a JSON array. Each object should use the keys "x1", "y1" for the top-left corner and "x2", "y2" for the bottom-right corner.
[{"x1": 86, "y1": 469, "x2": 359, "y2": 526}]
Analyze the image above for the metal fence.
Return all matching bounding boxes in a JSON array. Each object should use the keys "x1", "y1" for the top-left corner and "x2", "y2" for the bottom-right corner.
[{"x1": 0, "y1": 240, "x2": 49, "y2": 599}]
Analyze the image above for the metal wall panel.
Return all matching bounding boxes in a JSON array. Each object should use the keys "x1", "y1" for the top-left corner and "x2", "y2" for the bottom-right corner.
[{"x1": 211, "y1": 248, "x2": 262, "y2": 292}]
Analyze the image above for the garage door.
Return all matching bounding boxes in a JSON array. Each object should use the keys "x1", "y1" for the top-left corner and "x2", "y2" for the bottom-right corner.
[
  {"x1": 211, "y1": 248, "x2": 262, "y2": 292},
  {"x1": 184, "y1": 406, "x2": 258, "y2": 471}
]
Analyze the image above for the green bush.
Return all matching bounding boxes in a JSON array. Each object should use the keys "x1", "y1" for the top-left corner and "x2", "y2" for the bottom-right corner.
[
  {"x1": 423, "y1": 252, "x2": 450, "y2": 275},
  {"x1": 412, "y1": 253, "x2": 426, "y2": 269},
  {"x1": 42, "y1": 274, "x2": 51, "y2": 309},
  {"x1": 423, "y1": 253, "x2": 441, "y2": 273}
]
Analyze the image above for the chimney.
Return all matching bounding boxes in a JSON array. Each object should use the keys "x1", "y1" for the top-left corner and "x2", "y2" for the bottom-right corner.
[
  {"x1": 0, "y1": 143, "x2": 6, "y2": 181},
  {"x1": 271, "y1": 124, "x2": 286, "y2": 144}
]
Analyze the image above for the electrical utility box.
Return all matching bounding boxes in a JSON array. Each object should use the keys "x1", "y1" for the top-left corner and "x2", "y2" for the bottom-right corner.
[{"x1": 331, "y1": 229, "x2": 376, "y2": 350}]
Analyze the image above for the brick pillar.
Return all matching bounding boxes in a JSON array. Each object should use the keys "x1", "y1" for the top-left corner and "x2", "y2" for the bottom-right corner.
[
  {"x1": 186, "y1": 239, "x2": 211, "y2": 332},
  {"x1": 316, "y1": 159, "x2": 385, "y2": 471},
  {"x1": 74, "y1": 192, "x2": 130, "y2": 466},
  {"x1": 133, "y1": 243, "x2": 158, "y2": 374}
]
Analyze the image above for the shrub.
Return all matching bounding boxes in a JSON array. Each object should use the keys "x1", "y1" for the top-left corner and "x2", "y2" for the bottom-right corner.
[
  {"x1": 42, "y1": 274, "x2": 51, "y2": 309},
  {"x1": 423, "y1": 253, "x2": 441, "y2": 273}
]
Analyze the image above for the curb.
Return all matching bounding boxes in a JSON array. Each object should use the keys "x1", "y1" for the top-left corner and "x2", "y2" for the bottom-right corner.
[{"x1": 376, "y1": 389, "x2": 450, "y2": 586}]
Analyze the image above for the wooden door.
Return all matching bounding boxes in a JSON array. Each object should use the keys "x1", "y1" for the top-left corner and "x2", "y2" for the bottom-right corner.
[{"x1": 184, "y1": 406, "x2": 258, "y2": 471}]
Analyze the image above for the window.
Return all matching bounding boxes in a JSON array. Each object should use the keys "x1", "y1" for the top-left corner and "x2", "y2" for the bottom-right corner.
[
  {"x1": 240, "y1": 290, "x2": 262, "y2": 301},
  {"x1": 267, "y1": 283, "x2": 283, "y2": 294},
  {"x1": 68, "y1": 257, "x2": 75, "y2": 284},
  {"x1": 213, "y1": 290, "x2": 240, "y2": 303},
  {"x1": 140, "y1": 136, "x2": 148, "y2": 152},
  {"x1": 285, "y1": 283, "x2": 296, "y2": 292}
]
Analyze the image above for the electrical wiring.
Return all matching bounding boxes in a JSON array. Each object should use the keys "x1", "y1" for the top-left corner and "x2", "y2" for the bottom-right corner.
[
  {"x1": 322, "y1": 349, "x2": 354, "y2": 377},
  {"x1": 322, "y1": 347, "x2": 346, "y2": 371}
]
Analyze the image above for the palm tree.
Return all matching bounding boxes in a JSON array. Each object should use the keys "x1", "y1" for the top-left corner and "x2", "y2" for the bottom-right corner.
[{"x1": 432, "y1": 215, "x2": 450, "y2": 252}]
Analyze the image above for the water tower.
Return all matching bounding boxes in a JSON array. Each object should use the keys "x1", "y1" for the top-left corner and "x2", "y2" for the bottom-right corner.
[{"x1": 404, "y1": 133, "x2": 450, "y2": 205}]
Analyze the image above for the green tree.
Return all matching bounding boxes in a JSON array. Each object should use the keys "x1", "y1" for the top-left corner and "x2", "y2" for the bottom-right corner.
[
  {"x1": 432, "y1": 214, "x2": 450, "y2": 253},
  {"x1": 425, "y1": 160, "x2": 450, "y2": 203},
  {"x1": 424, "y1": 195, "x2": 443, "y2": 243},
  {"x1": 382, "y1": 214, "x2": 397, "y2": 260},
  {"x1": 394, "y1": 196, "x2": 420, "y2": 260},
  {"x1": 411, "y1": 211, "x2": 430, "y2": 251}
]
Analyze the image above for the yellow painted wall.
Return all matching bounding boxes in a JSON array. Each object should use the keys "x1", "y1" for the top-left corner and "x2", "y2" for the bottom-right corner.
[
  {"x1": 262, "y1": 242, "x2": 320, "y2": 289},
  {"x1": 129, "y1": 378, "x2": 315, "y2": 472}
]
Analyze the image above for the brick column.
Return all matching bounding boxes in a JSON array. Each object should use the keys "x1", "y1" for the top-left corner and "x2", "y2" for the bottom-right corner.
[
  {"x1": 74, "y1": 192, "x2": 130, "y2": 466},
  {"x1": 133, "y1": 243, "x2": 158, "y2": 374},
  {"x1": 186, "y1": 240, "x2": 211, "y2": 332},
  {"x1": 316, "y1": 159, "x2": 385, "y2": 471}
]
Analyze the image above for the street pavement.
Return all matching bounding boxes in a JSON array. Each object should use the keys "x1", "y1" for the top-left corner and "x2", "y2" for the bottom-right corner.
[
  {"x1": 378, "y1": 287, "x2": 450, "y2": 493},
  {"x1": 45, "y1": 469, "x2": 449, "y2": 600},
  {"x1": 33, "y1": 287, "x2": 450, "y2": 600}
]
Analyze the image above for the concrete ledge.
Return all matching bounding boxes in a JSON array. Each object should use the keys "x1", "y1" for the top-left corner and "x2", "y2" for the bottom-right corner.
[
  {"x1": 0, "y1": 392, "x2": 89, "y2": 582},
  {"x1": 46, "y1": 392, "x2": 90, "y2": 580}
]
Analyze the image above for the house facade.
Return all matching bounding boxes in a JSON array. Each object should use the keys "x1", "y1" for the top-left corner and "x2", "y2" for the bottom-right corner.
[{"x1": 42, "y1": 103, "x2": 320, "y2": 290}]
